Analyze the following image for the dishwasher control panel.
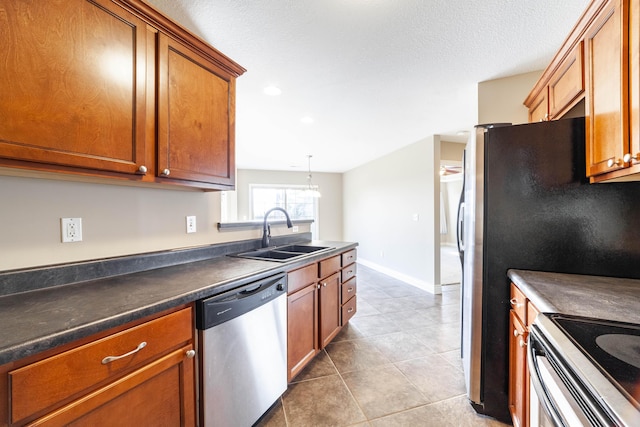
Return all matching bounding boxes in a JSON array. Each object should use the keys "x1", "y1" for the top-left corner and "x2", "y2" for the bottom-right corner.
[{"x1": 195, "y1": 273, "x2": 287, "y2": 330}]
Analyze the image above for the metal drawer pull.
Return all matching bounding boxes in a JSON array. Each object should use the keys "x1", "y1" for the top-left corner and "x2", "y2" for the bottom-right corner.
[
  {"x1": 101, "y1": 341, "x2": 147, "y2": 364},
  {"x1": 519, "y1": 339, "x2": 527, "y2": 348},
  {"x1": 347, "y1": 307, "x2": 354, "y2": 313},
  {"x1": 509, "y1": 298, "x2": 522, "y2": 308},
  {"x1": 186, "y1": 349, "x2": 196, "y2": 359},
  {"x1": 348, "y1": 287, "x2": 354, "y2": 293}
]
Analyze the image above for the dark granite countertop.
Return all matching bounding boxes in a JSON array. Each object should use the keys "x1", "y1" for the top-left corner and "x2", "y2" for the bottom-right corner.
[
  {"x1": 0, "y1": 239, "x2": 357, "y2": 366},
  {"x1": 507, "y1": 269, "x2": 640, "y2": 324}
]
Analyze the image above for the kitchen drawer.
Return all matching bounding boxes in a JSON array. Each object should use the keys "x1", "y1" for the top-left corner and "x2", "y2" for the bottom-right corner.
[
  {"x1": 509, "y1": 283, "x2": 527, "y2": 323},
  {"x1": 9, "y1": 307, "x2": 193, "y2": 423},
  {"x1": 288, "y1": 263, "x2": 317, "y2": 294},
  {"x1": 527, "y1": 301, "x2": 540, "y2": 328},
  {"x1": 341, "y1": 249, "x2": 357, "y2": 267},
  {"x1": 319, "y1": 255, "x2": 341, "y2": 279},
  {"x1": 342, "y1": 263, "x2": 356, "y2": 283},
  {"x1": 341, "y1": 277, "x2": 356, "y2": 303},
  {"x1": 341, "y1": 295, "x2": 357, "y2": 325}
]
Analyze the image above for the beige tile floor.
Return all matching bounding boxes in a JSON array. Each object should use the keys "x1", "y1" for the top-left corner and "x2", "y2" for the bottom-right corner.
[{"x1": 256, "y1": 263, "x2": 510, "y2": 427}]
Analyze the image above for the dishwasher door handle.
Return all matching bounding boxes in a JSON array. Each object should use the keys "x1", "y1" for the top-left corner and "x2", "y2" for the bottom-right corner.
[{"x1": 239, "y1": 284, "x2": 262, "y2": 295}]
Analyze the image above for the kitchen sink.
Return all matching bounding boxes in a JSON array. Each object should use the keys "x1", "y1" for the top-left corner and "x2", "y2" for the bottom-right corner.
[
  {"x1": 232, "y1": 244, "x2": 333, "y2": 262},
  {"x1": 272, "y1": 245, "x2": 329, "y2": 254}
]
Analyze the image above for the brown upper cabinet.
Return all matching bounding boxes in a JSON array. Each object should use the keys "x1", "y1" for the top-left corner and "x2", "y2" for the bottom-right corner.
[
  {"x1": 525, "y1": 42, "x2": 586, "y2": 123},
  {"x1": 585, "y1": 0, "x2": 629, "y2": 180},
  {"x1": 0, "y1": 0, "x2": 244, "y2": 190},
  {"x1": 526, "y1": 0, "x2": 640, "y2": 183},
  {"x1": 0, "y1": 0, "x2": 149, "y2": 176}
]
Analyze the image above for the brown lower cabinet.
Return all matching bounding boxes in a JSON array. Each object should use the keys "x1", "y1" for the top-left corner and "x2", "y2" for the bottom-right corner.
[
  {"x1": 508, "y1": 283, "x2": 540, "y2": 427},
  {"x1": 287, "y1": 249, "x2": 357, "y2": 381},
  {"x1": 0, "y1": 306, "x2": 196, "y2": 427}
]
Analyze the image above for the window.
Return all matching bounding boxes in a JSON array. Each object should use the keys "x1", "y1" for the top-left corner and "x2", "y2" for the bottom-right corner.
[{"x1": 250, "y1": 185, "x2": 318, "y2": 238}]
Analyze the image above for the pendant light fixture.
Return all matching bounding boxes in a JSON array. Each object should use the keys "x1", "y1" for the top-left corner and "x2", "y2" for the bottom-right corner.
[{"x1": 304, "y1": 155, "x2": 321, "y2": 198}]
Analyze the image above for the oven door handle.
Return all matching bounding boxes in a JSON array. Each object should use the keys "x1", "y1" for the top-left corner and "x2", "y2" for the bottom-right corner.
[{"x1": 527, "y1": 335, "x2": 569, "y2": 427}]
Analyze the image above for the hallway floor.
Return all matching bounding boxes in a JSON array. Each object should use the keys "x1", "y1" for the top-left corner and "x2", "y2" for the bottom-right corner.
[{"x1": 256, "y1": 264, "x2": 509, "y2": 426}]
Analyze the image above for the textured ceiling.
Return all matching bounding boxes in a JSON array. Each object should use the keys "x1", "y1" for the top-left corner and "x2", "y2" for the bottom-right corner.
[{"x1": 146, "y1": 0, "x2": 591, "y2": 173}]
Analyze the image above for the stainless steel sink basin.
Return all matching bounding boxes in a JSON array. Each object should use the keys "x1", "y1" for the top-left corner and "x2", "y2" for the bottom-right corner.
[
  {"x1": 232, "y1": 244, "x2": 333, "y2": 262},
  {"x1": 274, "y1": 245, "x2": 329, "y2": 254}
]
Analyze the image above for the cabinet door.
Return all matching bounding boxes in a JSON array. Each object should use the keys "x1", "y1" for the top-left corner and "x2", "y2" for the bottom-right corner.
[
  {"x1": 629, "y1": 0, "x2": 640, "y2": 165},
  {"x1": 549, "y1": 42, "x2": 585, "y2": 119},
  {"x1": 287, "y1": 284, "x2": 318, "y2": 381},
  {"x1": 585, "y1": 0, "x2": 629, "y2": 177},
  {"x1": 509, "y1": 311, "x2": 528, "y2": 427},
  {"x1": 0, "y1": 0, "x2": 148, "y2": 175},
  {"x1": 27, "y1": 346, "x2": 196, "y2": 427},
  {"x1": 528, "y1": 89, "x2": 549, "y2": 123},
  {"x1": 157, "y1": 33, "x2": 235, "y2": 188},
  {"x1": 319, "y1": 272, "x2": 341, "y2": 349}
]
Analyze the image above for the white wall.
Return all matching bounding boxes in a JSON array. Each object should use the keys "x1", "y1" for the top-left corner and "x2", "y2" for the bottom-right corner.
[
  {"x1": 231, "y1": 169, "x2": 343, "y2": 241},
  {"x1": 343, "y1": 136, "x2": 442, "y2": 293},
  {"x1": 0, "y1": 173, "x2": 305, "y2": 272},
  {"x1": 478, "y1": 70, "x2": 541, "y2": 125}
]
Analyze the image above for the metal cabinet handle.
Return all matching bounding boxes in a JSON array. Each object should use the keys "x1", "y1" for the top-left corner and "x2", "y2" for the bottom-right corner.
[
  {"x1": 101, "y1": 342, "x2": 147, "y2": 364},
  {"x1": 347, "y1": 287, "x2": 354, "y2": 293},
  {"x1": 322, "y1": 282, "x2": 327, "y2": 287},
  {"x1": 186, "y1": 349, "x2": 196, "y2": 359},
  {"x1": 509, "y1": 298, "x2": 522, "y2": 308},
  {"x1": 513, "y1": 329, "x2": 522, "y2": 337},
  {"x1": 519, "y1": 339, "x2": 527, "y2": 348},
  {"x1": 137, "y1": 165, "x2": 148, "y2": 174},
  {"x1": 347, "y1": 307, "x2": 354, "y2": 313},
  {"x1": 160, "y1": 168, "x2": 171, "y2": 176},
  {"x1": 317, "y1": 284, "x2": 321, "y2": 289},
  {"x1": 607, "y1": 158, "x2": 622, "y2": 168}
]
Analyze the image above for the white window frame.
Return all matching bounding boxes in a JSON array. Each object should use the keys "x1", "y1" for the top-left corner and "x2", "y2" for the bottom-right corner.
[{"x1": 249, "y1": 184, "x2": 319, "y2": 239}]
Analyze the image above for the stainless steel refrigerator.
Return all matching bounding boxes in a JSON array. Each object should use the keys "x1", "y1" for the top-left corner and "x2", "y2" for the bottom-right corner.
[{"x1": 457, "y1": 117, "x2": 640, "y2": 422}]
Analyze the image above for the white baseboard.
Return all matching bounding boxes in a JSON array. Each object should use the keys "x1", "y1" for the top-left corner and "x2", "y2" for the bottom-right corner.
[{"x1": 357, "y1": 258, "x2": 442, "y2": 295}]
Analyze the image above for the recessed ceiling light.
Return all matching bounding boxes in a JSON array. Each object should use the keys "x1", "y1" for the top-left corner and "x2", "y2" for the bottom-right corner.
[
  {"x1": 263, "y1": 85, "x2": 281, "y2": 96},
  {"x1": 301, "y1": 116, "x2": 314, "y2": 124}
]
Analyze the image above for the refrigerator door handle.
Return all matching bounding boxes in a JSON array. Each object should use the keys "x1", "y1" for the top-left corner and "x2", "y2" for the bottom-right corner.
[{"x1": 457, "y1": 201, "x2": 465, "y2": 253}]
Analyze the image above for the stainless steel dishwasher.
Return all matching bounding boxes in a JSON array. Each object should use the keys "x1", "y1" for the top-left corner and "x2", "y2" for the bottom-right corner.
[{"x1": 196, "y1": 273, "x2": 287, "y2": 427}]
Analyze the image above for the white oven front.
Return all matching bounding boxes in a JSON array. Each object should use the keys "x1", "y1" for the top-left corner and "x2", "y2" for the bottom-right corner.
[
  {"x1": 528, "y1": 347, "x2": 590, "y2": 426},
  {"x1": 527, "y1": 314, "x2": 640, "y2": 427}
]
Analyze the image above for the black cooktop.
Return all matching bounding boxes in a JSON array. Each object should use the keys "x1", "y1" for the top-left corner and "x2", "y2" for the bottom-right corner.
[{"x1": 551, "y1": 314, "x2": 640, "y2": 409}]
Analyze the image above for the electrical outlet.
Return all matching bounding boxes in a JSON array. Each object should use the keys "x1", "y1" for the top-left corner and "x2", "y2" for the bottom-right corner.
[
  {"x1": 61, "y1": 218, "x2": 83, "y2": 243},
  {"x1": 186, "y1": 216, "x2": 196, "y2": 233}
]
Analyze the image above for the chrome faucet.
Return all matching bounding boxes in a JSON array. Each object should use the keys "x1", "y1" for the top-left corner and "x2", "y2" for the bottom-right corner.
[{"x1": 262, "y1": 207, "x2": 293, "y2": 248}]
